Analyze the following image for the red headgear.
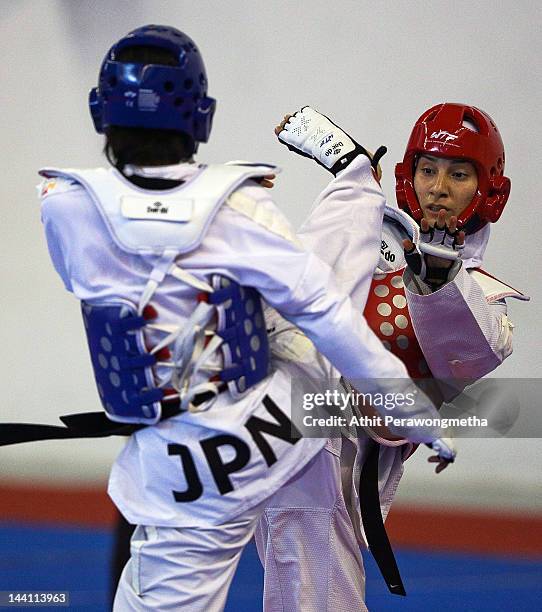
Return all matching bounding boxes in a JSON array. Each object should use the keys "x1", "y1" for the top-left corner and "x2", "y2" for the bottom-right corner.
[{"x1": 395, "y1": 103, "x2": 511, "y2": 234}]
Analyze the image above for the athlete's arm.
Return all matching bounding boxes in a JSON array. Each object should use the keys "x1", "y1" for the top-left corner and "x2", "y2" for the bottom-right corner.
[{"x1": 214, "y1": 196, "x2": 449, "y2": 449}]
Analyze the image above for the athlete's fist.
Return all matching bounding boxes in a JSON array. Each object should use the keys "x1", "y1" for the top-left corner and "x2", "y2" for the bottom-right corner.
[
  {"x1": 275, "y1": 107, "x2": 386, "y2": 177},
  {"x1": 403, "y1": 212, "x2": 465, "y2": 289}
]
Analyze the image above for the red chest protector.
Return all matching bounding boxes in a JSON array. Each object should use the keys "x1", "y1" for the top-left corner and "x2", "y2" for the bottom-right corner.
[{"x1": 363, "y1": 268, "x2": 432, "y2": 380}]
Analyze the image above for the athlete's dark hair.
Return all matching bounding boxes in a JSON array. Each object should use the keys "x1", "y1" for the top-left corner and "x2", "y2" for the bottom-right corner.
[{"x1": 104, "y1": 46, "x2": 195, "y2": 170}]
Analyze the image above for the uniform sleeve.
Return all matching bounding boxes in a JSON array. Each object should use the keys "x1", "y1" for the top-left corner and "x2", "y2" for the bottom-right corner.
[
  {"x1": 264, "y1": 306, "x2": 336, "y2": 381},
  {"x1": 39, "y1": 179, "x2": 84, "y2": 292},
  {"x1": 42, "y1": 210, "x2": 73, "y2": 291},
  {"x1": 258, "y1": 157, "x2": 386, "y2": 383},
  {"x1": 404, "y1": 264, "x2": 513, "y2": 381},
  {"x1": 218, "y1": 192, "x2": 406, "y2": 382},
  {"x1": 214, "y1": 193, "x2": 443, "y2": 441},
  {"x1": 297, "y1": 155, "x2": 385, "y2": 308}
]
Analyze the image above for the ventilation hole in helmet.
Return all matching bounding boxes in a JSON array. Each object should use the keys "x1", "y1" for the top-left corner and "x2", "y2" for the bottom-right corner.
[
  {"x1": 108, "y1": 76, "x2": 117, "y2": 87},
  {"x1": 164, "y1": 81, "x2": 175, "y2": 92},
  {"x1": 184, "y1": 78, "x2": 193, "y2": 90},
  {"x1": 462, "y1": 116, "x2": 479, "y2": 133},
  {"x1": 199, "y1": 73, "x2": 206, "y2": 85},
  {"x1": 497, "y1": 157, "x2": 503, "y2": 168},
  {"x1": 183, "y1": 111, "x2": 191, "y2": 120},
  {"x1": 490, "y1": 166, "x2": 497, "y2": 176},
  {"x1": 174, "y1": 97, "x2": 184, "y2": 107},
  {"x1": 189, "y1": 43, "x2": 197, "y2": 51}
]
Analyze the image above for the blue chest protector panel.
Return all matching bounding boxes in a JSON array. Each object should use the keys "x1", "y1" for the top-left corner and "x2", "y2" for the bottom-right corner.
[
  {"x1": 210, "y1": 277, "x2": 270, "y2": 396},
  {"x1": 82, "y1": 300, "x2": 163, "y2": 424}
]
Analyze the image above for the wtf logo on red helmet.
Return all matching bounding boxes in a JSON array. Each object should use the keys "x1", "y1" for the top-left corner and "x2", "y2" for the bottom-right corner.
[{"x1": 430, "y1": 130, "x2": 459, "y2": 143}]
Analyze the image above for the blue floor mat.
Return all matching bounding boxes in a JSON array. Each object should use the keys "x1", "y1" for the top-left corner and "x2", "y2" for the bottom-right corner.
[
  {"x1": 363, "y1": 548, "x2": 542, "y2": 612},
  {"x1": 0, "y1": 522, "x2": 540, "y2": 611}
]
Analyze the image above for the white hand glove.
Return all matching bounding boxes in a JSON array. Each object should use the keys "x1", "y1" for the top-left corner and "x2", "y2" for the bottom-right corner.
[
  {"x1": 419, "y1": 224, "x2": 465, "y2": 260},
  {"x1": 429, "y1": 437, "x2": 456, "y2": 462},
  {"x1": 277, "y1": 106, "x2": 386, "y2": 176},
  {"x1": 404, "y1": 224, "x2": 464, "y2": 288}
]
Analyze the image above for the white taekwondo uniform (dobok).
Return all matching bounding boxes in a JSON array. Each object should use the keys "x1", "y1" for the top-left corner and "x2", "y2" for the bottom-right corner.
[
  {"x1": 254, "y1": 154, "x2": 528, "y2": 612},
  {"x1": 39, "y1": 159, "x2": 443, "y2": 610}
]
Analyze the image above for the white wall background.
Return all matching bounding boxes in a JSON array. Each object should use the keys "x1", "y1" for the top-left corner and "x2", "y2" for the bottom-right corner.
[{"x1": 0, "y1": 0, "x2": 540, "y2": 512}]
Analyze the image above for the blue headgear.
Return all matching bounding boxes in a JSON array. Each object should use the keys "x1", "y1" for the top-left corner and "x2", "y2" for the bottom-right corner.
[{"x1": 89, "y1": 25, "x2": 215, "y2": 144}]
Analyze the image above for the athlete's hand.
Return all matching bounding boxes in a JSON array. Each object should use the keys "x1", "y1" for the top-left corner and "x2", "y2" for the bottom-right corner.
[
  {"x1": 428, "y1": 455, "x2": 452, "y2": 473},
  {"x1": 255, "y1": 174, "x2": 276, "y2": 189},
  {"x1": 275, "y1": 114, "x2": 292, "y2": 135},
  {"x1": 275, "y1": 107, "x2": 386, "y2": 177},
  {"x1": 403, "y1": 212, "x2": 465, "y2": 288},
  {"x1": 427, "y1": 437, "x2": 456, "y2": 473}
]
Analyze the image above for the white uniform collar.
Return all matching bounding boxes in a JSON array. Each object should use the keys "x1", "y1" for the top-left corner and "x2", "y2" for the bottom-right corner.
[
  {"x1": 461, "y1": 223, "x2": 490, "y2": 269},
  {"x1": 123, "y1": 162, "x2": 201, "y2": 181}
]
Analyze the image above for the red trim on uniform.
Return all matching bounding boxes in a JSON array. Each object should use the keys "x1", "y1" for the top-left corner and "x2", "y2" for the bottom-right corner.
[
  {"x1": 473, "y1": 268, "x2": 525, "y2": 296},
  {"x1": 0, "y1": 482, "x2": 541, "y2": 556}
]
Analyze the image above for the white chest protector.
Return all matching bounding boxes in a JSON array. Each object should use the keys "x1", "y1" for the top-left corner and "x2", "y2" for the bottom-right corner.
[
  {"x1": 39, "y1": 163, "x2": 278, "y2": 425},
  {"x1": 40, "y1": 163, "x2": 276, "y2": 255}
]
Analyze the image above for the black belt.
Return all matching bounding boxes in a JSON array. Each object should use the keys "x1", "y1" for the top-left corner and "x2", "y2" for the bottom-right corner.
[
  {"x1": 0, "y1": 389, "x2": 222, "y2": 447},
  {"x1": 359, "y1": 440, "x2": 406, "y2": 596}
]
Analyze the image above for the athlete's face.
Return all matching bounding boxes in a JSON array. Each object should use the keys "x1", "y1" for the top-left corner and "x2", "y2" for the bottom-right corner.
[{"x1": 414, "y1": 155, "x2": 478, "y2": 225}]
